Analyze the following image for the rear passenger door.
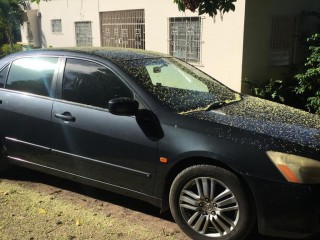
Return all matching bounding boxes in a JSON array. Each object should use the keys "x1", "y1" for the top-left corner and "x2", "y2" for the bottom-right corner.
[
  {"x1": 0, "y1": 57, "x2": 60, "y2": 166},
  {"x1": 50, "y1": 58, "x2": 158, "y2": 195}
]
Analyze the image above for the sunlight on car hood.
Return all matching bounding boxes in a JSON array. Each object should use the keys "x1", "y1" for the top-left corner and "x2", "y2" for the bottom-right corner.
[
  {"x1": 220, "y1": 95, "x2": 319, "y2": 129},
  {"x1": 185, "y1": 95, "x2": 320, "y2": 150}
]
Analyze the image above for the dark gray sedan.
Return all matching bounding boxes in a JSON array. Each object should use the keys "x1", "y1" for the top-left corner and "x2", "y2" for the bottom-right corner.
[{"x1": 0, "y1": 48, "x2": 319, "y2": 240}]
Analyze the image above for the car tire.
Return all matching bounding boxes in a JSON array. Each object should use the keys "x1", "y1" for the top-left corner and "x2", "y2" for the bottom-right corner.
[
  {"x1": 0, "y1": 144, "x2": 10, "y2": 173},
  {"x1": 169, "y1": 165, "x2": 255, "y2": 240}
]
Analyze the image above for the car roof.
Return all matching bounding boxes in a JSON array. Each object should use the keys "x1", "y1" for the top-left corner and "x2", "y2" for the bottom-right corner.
[{"x1": 12, "y1": 47, "x2": 170, "y2": 63}]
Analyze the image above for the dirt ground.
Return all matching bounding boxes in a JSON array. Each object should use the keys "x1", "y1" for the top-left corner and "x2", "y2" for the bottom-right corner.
[
  {"x1": 0, "y1": 167, "x2": 187, "y2": 240},
  {"x1": 0, "y1": 167, "x2": 317, "y2": 240}
]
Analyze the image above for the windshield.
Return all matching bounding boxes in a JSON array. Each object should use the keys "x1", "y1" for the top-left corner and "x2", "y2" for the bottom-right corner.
[{"x1": 117, "y1": 57, "x2": 240, "y2": 113}]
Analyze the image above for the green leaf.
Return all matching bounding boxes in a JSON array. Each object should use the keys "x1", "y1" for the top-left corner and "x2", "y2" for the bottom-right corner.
[
  {"x1": 173, "y1": 0, "x2": 237, "y2": 18},
  {"x1": 30, "y1": 0, "x2": 41, "y2": 4}
]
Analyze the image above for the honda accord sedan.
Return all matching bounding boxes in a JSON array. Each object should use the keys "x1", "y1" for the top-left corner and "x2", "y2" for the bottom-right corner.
[{"x1": 0, "y1": 48, "x2": 319, "y2": 240}]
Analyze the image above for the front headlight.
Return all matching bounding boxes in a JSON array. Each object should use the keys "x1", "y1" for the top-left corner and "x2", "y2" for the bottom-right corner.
[{"x1": 267, "y1": 151, "x2": 320, "y2": 184}]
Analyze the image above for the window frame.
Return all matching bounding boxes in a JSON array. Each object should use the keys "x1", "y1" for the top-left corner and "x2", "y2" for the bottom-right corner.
[
  {"x1": 51, "y1": 19, "x2": 63, "y2": 34},
  {"x1": 100, "y1": 9, "x2": 145, "y2": 49},
  {"x1": 4, "y1": 56, "x2": 61, "y2": 99},
  {"x1": 75, "y1": 21, "x2": 93, "y2": 47},
  {"x1": 0, "y1": 64, "x2": 9, "y2": 89},
  {"x1": 168, "y1": 16, "x2": 204, "y2": 66},
  {"x1": 269, "y1": 15, "x2": 300, "y2": 67}
]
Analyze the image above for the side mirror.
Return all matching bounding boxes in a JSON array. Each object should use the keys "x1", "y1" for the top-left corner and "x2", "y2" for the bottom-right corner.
[{"x1": 108, "y1": 97, "x2": 139, "y2": 116}]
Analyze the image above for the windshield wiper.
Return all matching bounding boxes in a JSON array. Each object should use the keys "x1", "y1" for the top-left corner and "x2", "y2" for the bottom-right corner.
[
  {"x1": 179, "y1": 94, "x2": 242, "y2": 115},
  {"x1": 206, "y1": 94, "x2": 243, "y2": 111},
  {"x1": 205, "y1": 101, "x2": 228, "y2": 111}
]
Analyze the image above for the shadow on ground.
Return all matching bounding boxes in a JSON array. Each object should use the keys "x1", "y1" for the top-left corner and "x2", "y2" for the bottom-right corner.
[{"x1": 1, "y1": 166, "x2": 318, "y2": 240}]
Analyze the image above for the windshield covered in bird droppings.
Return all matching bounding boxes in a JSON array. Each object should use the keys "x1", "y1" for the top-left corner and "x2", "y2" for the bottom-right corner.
[{"x1": 117, "y1": 57, "x2": 240, "y2": 113}]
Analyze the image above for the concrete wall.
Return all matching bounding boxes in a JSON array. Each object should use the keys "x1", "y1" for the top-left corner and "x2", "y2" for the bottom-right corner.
[
  {"x1": 21, "y1": 0, "x2": 246, "y2": 91},
  {"x1": 241, "y1": 0, "x2": 320, "y2": 93}
]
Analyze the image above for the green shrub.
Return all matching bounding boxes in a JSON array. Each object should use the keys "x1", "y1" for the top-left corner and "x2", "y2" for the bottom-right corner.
[
  {"x1": 0, "y1": 43, "x2": 22, "y2": 57},
  {"x1": 295, "y1": 33, "x2": 320, "y2": 114},
  {"x1": 247, "y1": 33, "x2": 320, "y2": 115},
  {"x1": 244, "y1": 74, "x2": 306, "y2": 111}
]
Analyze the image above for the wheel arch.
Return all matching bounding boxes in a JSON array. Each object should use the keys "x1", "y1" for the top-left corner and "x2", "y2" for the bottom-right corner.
[{"x1": 160, "y1": 156, "x2": 257, "y2": 218}]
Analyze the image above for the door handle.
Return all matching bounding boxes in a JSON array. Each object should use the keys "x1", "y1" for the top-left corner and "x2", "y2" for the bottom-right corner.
[{"x1": 54, "y1": 112, "x2": 76, "y2": 122}]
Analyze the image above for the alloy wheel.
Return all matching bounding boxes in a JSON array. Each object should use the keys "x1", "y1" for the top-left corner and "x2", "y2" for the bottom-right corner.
[{"x1": 179, "y1": 177, "x2": 240, "y2": 237}]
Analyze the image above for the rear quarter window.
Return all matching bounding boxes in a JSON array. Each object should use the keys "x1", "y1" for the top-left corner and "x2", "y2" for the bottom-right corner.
[{"x1": 0, "y1": 65, "x2": 9, "y2": 88}]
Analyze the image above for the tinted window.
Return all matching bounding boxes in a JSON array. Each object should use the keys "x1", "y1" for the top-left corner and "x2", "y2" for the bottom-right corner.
[
  {"x1": 6, "y1": 57, "x2": 59, "y2": 97},
  {"x1": 63, "y1": 59, "x2": 133, "y2": 109},
  {"x1": 0, "y1": 65, "x2": 9, "y2": 88}
]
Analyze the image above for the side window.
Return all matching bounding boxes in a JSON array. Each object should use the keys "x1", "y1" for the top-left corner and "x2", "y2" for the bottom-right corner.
[
  {"x1": 62, "y1": 58, "x2": 133, "y2": 109},
  {"x1": 0, "y1": 65, "x2": 9, "y2": 88},
  {"x1": 6, "y1": 57, "x2": 59, "y2": 97}
]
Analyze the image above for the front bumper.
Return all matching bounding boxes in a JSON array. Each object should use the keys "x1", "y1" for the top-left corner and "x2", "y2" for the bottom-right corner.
[{"x1": 243, "y1": 175, "x2": 320, "y2": 239}]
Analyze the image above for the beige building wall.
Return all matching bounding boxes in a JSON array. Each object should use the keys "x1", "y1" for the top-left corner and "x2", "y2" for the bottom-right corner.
[
  {"x1": 241, "y1": 0, "x2": 320, "y2": 93},
  {"x1": 21, "y1": 0, "x2": 246, "y2": 92},
  {"x1": 21, "y1": 0, "x2": 100, "y2": 47}
]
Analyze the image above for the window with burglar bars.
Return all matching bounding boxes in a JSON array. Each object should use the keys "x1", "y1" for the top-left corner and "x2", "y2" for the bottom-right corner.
[
  {"x1": 51, "y1": 19, "x2": 62, "y2": 33},
  {"x1": 75, "y1": 21, "x2": 92, "y2": 47},
  {"x1": 269, "y1": 15, "x2": 299, "y2": 66},
  {"x1": 168, "y1": 17, "x2": 203, "y2": 64},
  {"x1": 100, "y1": 9, "x2": 145, "y2": 49}
]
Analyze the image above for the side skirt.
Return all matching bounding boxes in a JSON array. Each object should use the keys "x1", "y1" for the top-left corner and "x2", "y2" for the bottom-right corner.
[{"x1": 7, "y1": 156, "x2": 162, "y2": 207}]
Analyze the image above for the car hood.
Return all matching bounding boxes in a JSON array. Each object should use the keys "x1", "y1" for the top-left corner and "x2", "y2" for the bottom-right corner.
[{"x1": 184, "y1": 95, "x2": 320, "y2": 150}]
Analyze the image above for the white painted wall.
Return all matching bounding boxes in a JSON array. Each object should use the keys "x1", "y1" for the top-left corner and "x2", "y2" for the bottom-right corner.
[{"x1": 21, "y1": 0, "x2": 246, "y2": 92}]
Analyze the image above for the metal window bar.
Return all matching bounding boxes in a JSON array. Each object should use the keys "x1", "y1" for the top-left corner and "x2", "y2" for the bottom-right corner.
[
  {"x1": 269, "y1": 15, "x2": 299, "y2": 67},
  {"x1": 168, "y1": 17, "x2": 203, "y2": 65},
  {"x1": 100, "y1": 9, "x2": 145, "y2": 49},
  {"x1": 75, "y1": 21, "x2": 93, "y2": 46},
  {"x1": 51, "y1": 19, "x2": 62, "y2": 33}
]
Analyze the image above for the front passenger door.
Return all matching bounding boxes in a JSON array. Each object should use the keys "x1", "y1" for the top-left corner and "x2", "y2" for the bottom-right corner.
[{"x1": 50, "y1": 58, "x2": 157, "y2": 195}]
